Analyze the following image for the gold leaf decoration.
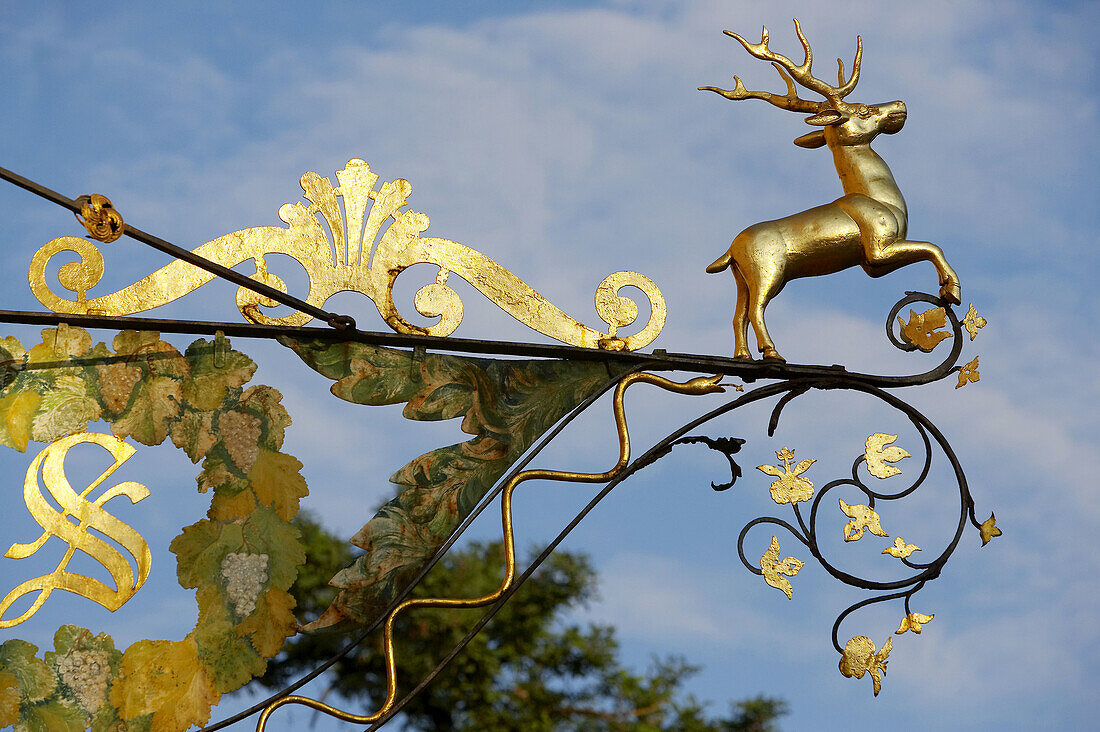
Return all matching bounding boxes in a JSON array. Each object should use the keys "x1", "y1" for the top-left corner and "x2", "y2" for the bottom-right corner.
[
  {"x1": 962, "y1": 303, "x2": 987, "y2": 340},
  {"x1": 882, "y1": 537, "x2": 921, "y2": 559},
  {"x1": 839, "y1": 636, "x2": 892, "y2": 696},
  {"x1": 759, "y1": 536, "x2": 804, "y2": 599},
  {"x1": 956, "y1": 356, "x2": 980, "y2": 389},
  {"x1": 757, "y1": 447, "x2": 815, "y2": 504},
  {"x1": 863, "y1": 433, "x2": 910, "y2": 479},
  {"x1": 839, "y1": 499, "x2": 889, "y2": 542},
  {"x1": 898, "y1": 307, "x2": 952, "y2": 352},
  {"x1": 980, "y1": 513, "x2": 1002, "y2": 546},
  {"x1": 895, "y1": 612, "x2": 934, "y2": 635}
]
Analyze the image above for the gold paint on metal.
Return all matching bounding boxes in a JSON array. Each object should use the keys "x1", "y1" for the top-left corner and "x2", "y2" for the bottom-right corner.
[
  {"x1": 895, "y1": 611, "x2": 933, "y2": 635},
  {"x1": 0, "y1": 432, "x2": 151, "y2": 628},
  {"x1": 757, "y1": 446, "x2": 815, "y2": 504},
  {"x1": 30, "y1": 159, "x2": 666, "y2": 351},
  {"x1": 956, "y1": 355, "x2": 980, "y2": 389},
  {"x1": 863, "y1": 433, "x2": 910, "y2": 479},
  {"x1": 839, "y1": 635, "x2": 892, "y2": 696},
  {"x1": 838, "y1": 499, "x2": 888, "y2": 542},
  {"x1": 701, "y1": 19, "x2": 961, "y2": 361},
  {"x1": 255, "y1": 372, "x2": 724, "y2": 730},
  {"x1": 962, "y1": 303, "x2": 987, "y2": 341},
  {"x1": 979, "y1": 513, "x2": 1001, "y2": 546},
  {"x1": 75, "y1": 194, "x2": 124, "y2": 243},
  {"x1": 882, "y1": 537, "x2": 920, "y2": 559},
  {"x1": 759, "y1": 535, "x2": 804, "y2": 599},
  {"x1": 897, "y1": 307, "x2": 952, "y2": 353}
]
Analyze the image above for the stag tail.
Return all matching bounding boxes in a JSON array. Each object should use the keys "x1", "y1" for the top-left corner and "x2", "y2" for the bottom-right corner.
[{"x1": 706, "y1": 251, "x2": 732, "y2": 274}]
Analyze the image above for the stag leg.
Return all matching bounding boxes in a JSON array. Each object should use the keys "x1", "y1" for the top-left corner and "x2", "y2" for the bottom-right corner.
[
  {"x1": 747, "y1": 276, "x2": 784, "y2": 362},
  {"x1": 863, "y1": 239, "x2": 961, "y2": 304},
  {"x1": 731, "y1": 267, "x2": 752, "y2": 360}
]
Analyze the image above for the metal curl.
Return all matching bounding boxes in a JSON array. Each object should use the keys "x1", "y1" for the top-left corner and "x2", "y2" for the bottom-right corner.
[
  {"x1": 884, "y1": 291, "x2": 965, "y2": 382},
  {"x1": 736, "y1": 516, "x2": 809, "y2": 575}
]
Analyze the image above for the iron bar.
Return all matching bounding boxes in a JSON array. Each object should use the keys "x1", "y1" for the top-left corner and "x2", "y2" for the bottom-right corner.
[
  {"x1": 0, "y1": 307, "x2": 956, "y2": 387},
  {"x1": 0, "y1": 165, "x2": 354, "y2": 329}
]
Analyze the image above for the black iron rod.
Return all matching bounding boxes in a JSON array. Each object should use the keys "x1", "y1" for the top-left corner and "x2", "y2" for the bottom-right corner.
[
  {"x1": 0, "y1": 165, "x2": 353, "y2": 329},
  {"x1": 0, "y1": 308, "x2": 952, "y2": 387}
]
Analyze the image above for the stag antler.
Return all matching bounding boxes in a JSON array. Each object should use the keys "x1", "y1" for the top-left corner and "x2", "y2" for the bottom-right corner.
[{"x1": 700, "y1": 19, "x2": 862, "y2": 110}]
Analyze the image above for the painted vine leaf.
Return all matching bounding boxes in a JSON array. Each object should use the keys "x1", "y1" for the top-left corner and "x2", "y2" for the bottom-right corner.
[{"x1": 281, "y1": 336, "x2": 623, "y2": 628}]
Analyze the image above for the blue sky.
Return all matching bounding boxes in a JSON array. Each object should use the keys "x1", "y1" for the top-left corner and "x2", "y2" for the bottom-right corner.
[{"x1": 1, "y1": 1, "x2": 1098, "y2": 729}]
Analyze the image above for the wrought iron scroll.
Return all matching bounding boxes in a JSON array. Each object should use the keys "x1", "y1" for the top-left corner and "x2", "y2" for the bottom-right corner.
[{"x1": 245, "y1": 292, "x2": 990, "y2": 727}]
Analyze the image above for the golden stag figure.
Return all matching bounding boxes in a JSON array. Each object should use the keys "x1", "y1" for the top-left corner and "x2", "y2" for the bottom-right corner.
[{"x1": 701, "y1": 20, "x2": 961, "y2": 361}]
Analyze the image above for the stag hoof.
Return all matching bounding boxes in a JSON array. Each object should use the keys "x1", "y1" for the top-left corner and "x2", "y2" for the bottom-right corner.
[
  {"x1": 734, "y1": 349, "x2": 753, "y2": 361},
  {"x1": 940, "y1": 280, "x2": 962, "y2": 305},
  {"x1": 761, "y1": 348, "x2": 786, "y2": 363}
]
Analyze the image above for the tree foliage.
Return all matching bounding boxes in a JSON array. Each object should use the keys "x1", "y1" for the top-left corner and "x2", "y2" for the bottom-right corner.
[{"x1": 262, "y1": 515, "x2": 787, "y2": 731}]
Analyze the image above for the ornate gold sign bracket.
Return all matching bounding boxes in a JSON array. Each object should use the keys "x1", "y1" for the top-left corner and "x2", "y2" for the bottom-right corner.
[{"x1": 29, "y1": 159, "x2": 666, "y2": 351}]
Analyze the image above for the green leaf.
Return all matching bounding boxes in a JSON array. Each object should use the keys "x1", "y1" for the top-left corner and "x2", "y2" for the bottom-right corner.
[
  {"x1": 181, "y1": 338, "x2": 256, "y2": 412},
  {"x1": 170, "y1": 520, "x2": 245, "y2": 589},
  {"x1": 0, "y1": 639, "x2": 55, "y2": 702},
  {"x1": 248, "y1": 449, "x2": 308, "y2": 521},
  {"x1": 193, "y1": 587, "x2": 266, "y2": 693},
  {"x1": 30, "y1": 374, "x2": 102, "y2": 442},
  {"x1": 282, "y1": 337, "x2": 617, "y2": 627},
  {"x1": 242, "y1": 507, "x2": 305, "y2": 590},
  {"x1": 15, "y1": 699, "x2": 88, "y2": 732}
]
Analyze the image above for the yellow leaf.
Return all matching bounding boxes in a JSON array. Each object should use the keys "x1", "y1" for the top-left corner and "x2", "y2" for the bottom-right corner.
[
  {"x1": 0, "y1": 670, "x2": 19, "y2": 727},
  {"x1": 26, "y1": 326, "x2": 92, "y2": 363},
  {"x1": 896, "y1": 612, "x2": 934, "y2": 635},
  {"x1": 208, "y1": 488, "x2": 258, "y2": 520},
  {"x1": 110, "y1": 638, "x2": 220, "y2": 732},
  {"x1": 955, "y1": 356, "x2": 980, "y2": 389},
  {"x1": 248, "y1": 450, "x2": 308, "y2": 521},
  {"x1": 0, "y1": 390, "x2": 42, "y2": 451},
  {"x1": 864, "y1": 433, "x2": 911, "y2": 479},
  {"x1": 882, "y1": 536, "x2": 921, "y2": 558},
  {"x1": 898, "y1": 307, "x2": 952, "y2": 352},
  {"x1": 839, "y1": 499, "x2": 889, "y2": 542},
  {"x1": 237, "y1": 588, "x2": 298, "y2": 657},
  {"x1": 980, "y1": 513, "x2": 1002, "y2": 546}
]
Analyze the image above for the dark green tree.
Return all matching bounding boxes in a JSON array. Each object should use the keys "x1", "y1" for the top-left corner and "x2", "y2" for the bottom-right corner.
[{"x1": 262, "y1": 515, "x2": 787, "y2": 731}]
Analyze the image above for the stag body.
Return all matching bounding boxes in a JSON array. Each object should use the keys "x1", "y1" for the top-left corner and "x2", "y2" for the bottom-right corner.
[{"x1": 702, "y1": 21, "x2": 960, "y2": 361}]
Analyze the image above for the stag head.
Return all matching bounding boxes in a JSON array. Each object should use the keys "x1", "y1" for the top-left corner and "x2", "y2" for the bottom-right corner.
[{"x1": 700, "y1": 19, "x2": 906, "y2": 149}]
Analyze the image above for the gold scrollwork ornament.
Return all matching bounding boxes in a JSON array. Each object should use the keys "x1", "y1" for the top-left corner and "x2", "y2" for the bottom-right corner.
[
  {"x1": 0, "y1": 432, "x2": 151, "y2": 628},
  {"x1": 30, "y1": 159, "x2": 666, "y2": 351}
]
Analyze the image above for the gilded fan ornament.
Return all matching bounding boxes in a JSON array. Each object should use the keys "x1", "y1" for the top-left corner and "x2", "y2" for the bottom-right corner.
[{"x1": 29, "y1": 159, "x2": 666, "y2": 351}]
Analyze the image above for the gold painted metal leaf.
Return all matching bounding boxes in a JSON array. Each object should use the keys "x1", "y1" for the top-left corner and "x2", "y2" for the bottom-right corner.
[
  {"x1": 757, "y1": 447, "x2": 815, "y2": 504},
  {"x1": 980, "y1": 513, "x2": 1002, "y2": 546},
  {"x1": 898, "y1": 307, "x2": 952, "y2": 352},
  {"x1": 882, "y1": 537, "x2": 921, "y2": 559},
  {"x1": 759, "y1": 536, "x2": 804, "y2": 599},
  {"x1": 864, "y1": 433, "x2": 910, "y2": 479},
  {"x1": 839, "y1": 636, "x2": 892, "y2": 696},
  {"x1": 896, "y1": 612, "x2": 934, "y2": 635},
  {"x1": 962, "y1": 303, "x2": 987, "y2": 340},
  {"x1": 839, "y1": 499, "x2": 889, "y2": 542},
  {"x1": 956, "y1": 356, "x2": 980, "y2": 389}
]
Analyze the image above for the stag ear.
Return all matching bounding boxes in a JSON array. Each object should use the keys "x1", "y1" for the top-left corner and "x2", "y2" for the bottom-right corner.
[
  {"x1": 804, "y1": 109, "x2": 848, "y2": 126},
  {"x1": 793, "y1": 131, "x2": 827, "y2": 148}
]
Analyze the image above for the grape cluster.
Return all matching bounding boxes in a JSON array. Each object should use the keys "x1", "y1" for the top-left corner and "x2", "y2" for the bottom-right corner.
[
  {"x1": 55, "y1": 650, "x2": 110, "y2": 713},
  {"x1": 221, "y1": 552, "x2": 269, "y2": 618}
]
